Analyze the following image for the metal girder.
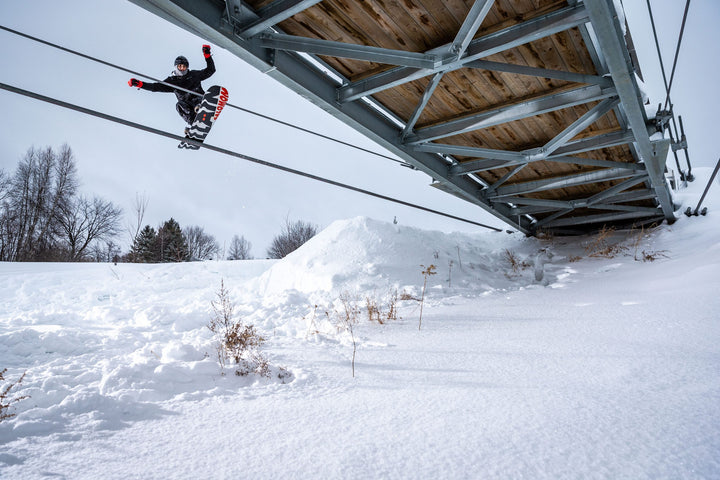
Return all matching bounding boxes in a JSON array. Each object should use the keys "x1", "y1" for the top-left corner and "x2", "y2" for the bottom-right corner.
[
  {"x1": 255, "y1": 33, "x2": 441, "y2": 69},
  {"x1": 421, "y1": 129, "x2": 634, "y2": 175},
  {"x1": 495, "y1": 170, "x2": 652, "y2": 228},
  {"x1": 485, "y1": 164, "x2": 527, "y2": 194},
  {"x1": 584, "y1": 0, "x2": 676, "y2": 221},
  {"x1": 500, "y1": 196, "x2": 574, "y2": 208},
  {"x1": 402, "y1": 72, "x2": 444, "y2": 139},
  {"x1": 404, "y1": 85, "x2": 617, "y2": 145},
  {"x1": 487, "y1": 168, "x2": 639, "y2": 198},
  {"x1": 400, "y1": 0, "x2": 493, "y2": 137},
  {"x1": 547, "y1": 129, "x2": 635, "y2": 157},
  {"x1": 484, "y1": 154, "x2": 642, "y2": 175},
  {"x1": 548, "y1": 156, "x2": 645, "y2": 171},
  {"x1": 449, "y1": 0, "x2": 495, "y2": 60},
  {"x1": 417, "y1": 144, "x2": 525, "y2": 163},
  {"x1": 585, "y1": 174, "x2": 650, "y2": 205},
  {"x1": 587, "y1": 204, "x2": 660, "y2": 214},
  {"x1": 237, "y1": 0, "x2": 323, "y2": 38},
  {"x1": 534, "y1": 208, "x2": 576, "y2": 228},
  {"x1": 449, "y1": 153, "x2": 643, "y2": 177},
  {"x1": 465, "y1": 59, "x2": 612, "y2": 87},
  {"x1": 602, "y1": 188, "x2": 657, "y2": 203},
  {"x1": 338, "y1": 4, "x2": 590, "y2": 102},
  {"x1": 508, "y1": 187, "x2": 656, "y2": 216},
  {"x1": 542, "y1": 97, "x2": 620, "y2": 156},
  {"x1": 540, "y1": 210, "x2": 664, "y2": 228}
]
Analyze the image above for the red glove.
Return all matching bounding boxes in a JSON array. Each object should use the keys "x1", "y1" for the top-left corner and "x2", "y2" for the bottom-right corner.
[
  {"x1": 128, "y1": 78, "x2": 143, "y2": 88},
  {"x1": 202, "y1": 44, "x2": 211, "y2": 58}
]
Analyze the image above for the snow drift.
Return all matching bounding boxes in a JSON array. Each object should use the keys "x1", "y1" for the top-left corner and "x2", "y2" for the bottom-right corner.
[{"x1": 1, "y1": 169, "x2": 719, "y2": 479}]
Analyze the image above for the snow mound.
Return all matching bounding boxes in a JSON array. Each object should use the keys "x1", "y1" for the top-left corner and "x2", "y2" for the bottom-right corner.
[{"x1": 252, "y1": 217, "x2": 546, "y2": 298}]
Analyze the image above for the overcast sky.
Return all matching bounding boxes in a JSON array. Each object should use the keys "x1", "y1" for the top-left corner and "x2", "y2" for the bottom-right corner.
[{"x1": 1, "y1": 0, "x2": 718, "y2": 257}]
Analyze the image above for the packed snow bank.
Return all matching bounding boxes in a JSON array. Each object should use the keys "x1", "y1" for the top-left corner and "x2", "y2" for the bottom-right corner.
[{"x1": 253, "y1": 216, "x2": 547, "y2": 298}]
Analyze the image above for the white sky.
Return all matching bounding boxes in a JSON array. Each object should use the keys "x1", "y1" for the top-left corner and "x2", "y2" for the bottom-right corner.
[{"x1": 1, "y1": 0, "x2": 718, "y2": 256}]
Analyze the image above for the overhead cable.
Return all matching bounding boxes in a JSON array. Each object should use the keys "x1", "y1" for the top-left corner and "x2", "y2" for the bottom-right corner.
[
  {"x1": 0, "y1": 82, "x2": 502, "y2": 232},
  {"x1": 643, "y1": 0, "x2": 693, "y2": 179},
  {"x1": 664, "y1": 0, "x2": 691, "y2": 111},
  {"x1": 0, "y1": 24, "x2": 407, "y2": 166}
]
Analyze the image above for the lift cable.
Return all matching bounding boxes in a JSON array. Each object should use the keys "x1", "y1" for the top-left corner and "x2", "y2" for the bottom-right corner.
[
  {"x1": 0, "y1": 24, "x2": 408, "y2": 167},
  {"x1": 645, "y1": 0, "x2": 683, "y2": 177},
  {"x1": 645, "y1": 0, "x2": 672, "y2": 105},
  {"x1": 663, "y1": 0, "x2": 691, "y2": 111},
  {"x1": 0, "y1": 82, "x2": 502, "y2": 232},
  {"x1": 644, "y1": 0, "x2": 693, "y2": 179}
]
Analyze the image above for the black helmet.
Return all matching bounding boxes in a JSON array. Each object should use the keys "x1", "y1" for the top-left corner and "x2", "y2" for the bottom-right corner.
[{"x1": 174, "y1": 55, "x2": 189, "y2": 67}]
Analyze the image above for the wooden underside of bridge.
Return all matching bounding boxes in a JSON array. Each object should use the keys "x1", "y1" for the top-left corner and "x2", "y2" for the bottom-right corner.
[{"x1": 130, "y1": 0, "x2": 679, "y2": 234}]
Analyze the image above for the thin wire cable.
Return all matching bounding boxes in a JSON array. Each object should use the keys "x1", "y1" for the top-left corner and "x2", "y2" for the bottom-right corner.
[
  {"x1": 644, "y1": 0, "x2": 693, "y2": 178},
  {"x1": 0, "y1": 24, "x2": 407, "y2": 166},
  {"x1": 645, "y1": 0, "x2": 683, "y2": 174},
  {"x1": 645, "y1": 0, "x2": 671, "y2": 102},
  {"x1": 0, "y1": 82, "x2": 502, "y2": 232},
  {"x1": 664, "y1": 0, "x2": 691, "y2": 111}
]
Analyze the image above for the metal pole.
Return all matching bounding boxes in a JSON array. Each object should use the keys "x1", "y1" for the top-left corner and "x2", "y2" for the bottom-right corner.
[
  {"x1": 687, "y1": 158, "x2": 720, "y2": 216},
  {"x1": 678, "y1": 116, "x2": 694, "y2": 180}
]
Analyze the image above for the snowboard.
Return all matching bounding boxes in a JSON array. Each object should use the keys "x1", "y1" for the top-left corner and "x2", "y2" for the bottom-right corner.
[{"x1": 178, "y1": 85, "x2": 229, "y2": 150}]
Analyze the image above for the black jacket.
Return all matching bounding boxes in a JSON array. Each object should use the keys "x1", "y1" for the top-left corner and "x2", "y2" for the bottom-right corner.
[{"x1": 141, "y1": 56, "x2": 215, "y2": 108}]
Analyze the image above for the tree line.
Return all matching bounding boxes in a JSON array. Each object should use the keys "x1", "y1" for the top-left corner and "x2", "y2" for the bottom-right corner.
[{"x1": 1, "y1": 145, "x2": 317, "y2": 263}]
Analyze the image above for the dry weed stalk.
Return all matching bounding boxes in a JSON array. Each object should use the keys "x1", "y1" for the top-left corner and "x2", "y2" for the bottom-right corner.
[
  {"x1": 585, "y1": 226, "x2": 628, "y2": 258},
  {"x1": 639, "y1": 249, "x2": 669, "y2": 262},
  {"x1": 1, "y1": 369, "x2": 28, "y2": 423},
  {"x1": 504, "y1": 249, "x2": 521, "y2": 273},
  {"x1": 631, "y1": 225, "x2": 669, "y2": 262},
  {"x1": 305, "y1": 304, "x2": 322, "y2": 339},
  {"x1": 336, "y1": 292, "x2": 360, "y2": 377},
  {"x1": 366, "y1": 295, "x2": 381, "y2": 324},
  {"x1": 504, "y1": 249, "x2": 532, "y2": 275},
  {"x1": 419, "y1": 264, "x2": 437, "y2": 330},
  {"x1": 208, "y1": 279, "x2": 269, "y2": 377},
  {"x1": 386, "y1": 289, "x2": 399, "y2": 323},
  {"x1": 365, "y1": 290, "x2": 400, "y2": 324},
  {"x1": 399, "y1": 291, "x2": 419, "y2": 301}
]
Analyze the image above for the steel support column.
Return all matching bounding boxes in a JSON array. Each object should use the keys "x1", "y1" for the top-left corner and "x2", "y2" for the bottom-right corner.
[{"x1": 583, "y1": 0, "x2": 676, "y2": 221}]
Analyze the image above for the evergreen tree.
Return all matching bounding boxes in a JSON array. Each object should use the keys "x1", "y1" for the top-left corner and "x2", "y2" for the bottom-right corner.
[
  {"x1": 131, "y1": 225, "x2": 158, "y2": 263},
  {"x1": 157, "y1": 218, "x2": 189, "y2": 262}
]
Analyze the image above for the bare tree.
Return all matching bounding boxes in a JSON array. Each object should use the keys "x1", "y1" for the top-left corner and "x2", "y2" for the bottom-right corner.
[
  {"x1": 0, "y1": 169, "x2": 9, "y2": 202},
  {"x1": 0, "y1": 169, "x2": 10, "y2": 261},
  {"x1": 1, "y1": 145, "x2": 78, "y2": 261},
  {"x1": 266, "y1": 219, "x2": 318, "y2": 259},
  {"x1": 184, "y1": 225, "x2": 220, "y2": 261},
  {"x1": 91, "y1": 240, "x2": 122, "y2": 263},
  {"x1": 227, "y1": 234, "x2": 252, "y2": 260},
  {"x1": 57, "y1": 195, "x2": 123, "y2": 261},
  {"x1": 126, "y1": 192, "x2": 148, "y2": 261}
]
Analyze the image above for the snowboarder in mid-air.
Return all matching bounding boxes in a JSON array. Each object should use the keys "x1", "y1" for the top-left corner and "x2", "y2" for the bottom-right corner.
[{"x1": 128, "y1": 44, "x2": 216, "y2": 136}]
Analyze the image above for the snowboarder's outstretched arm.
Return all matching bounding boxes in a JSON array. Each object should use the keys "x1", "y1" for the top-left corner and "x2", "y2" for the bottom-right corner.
[
  {"x1": 128, "y1": 45, "x2": 214, "y2": 93},
  {"x1": 197, "y1": 45, "x2": 215, "y2": 81},
  {"x1": 128, "y1": 77, "x2": 177, "y2": 93}
]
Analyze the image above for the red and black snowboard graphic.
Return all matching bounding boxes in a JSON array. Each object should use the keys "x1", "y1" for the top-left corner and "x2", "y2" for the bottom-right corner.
[{"x1": 179, "y1": 85, "x2": 229, "y2": 150}]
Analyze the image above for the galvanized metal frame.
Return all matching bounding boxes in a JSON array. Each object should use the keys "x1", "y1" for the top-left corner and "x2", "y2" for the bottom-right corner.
[{"x1": 128, "y1": 0, "x2": 677, "y2": 234}]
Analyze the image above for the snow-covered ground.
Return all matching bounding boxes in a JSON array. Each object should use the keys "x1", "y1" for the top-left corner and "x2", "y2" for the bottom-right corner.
[{"x1": 1, "y1": 169, "x2": 719, "y2": 479}]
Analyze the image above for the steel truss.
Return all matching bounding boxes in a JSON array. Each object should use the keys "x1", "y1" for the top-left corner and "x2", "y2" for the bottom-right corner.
[{"x1": 129, "y1": 0, "x2": 678, "y2": 234}]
